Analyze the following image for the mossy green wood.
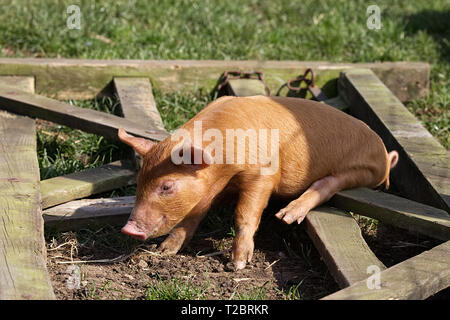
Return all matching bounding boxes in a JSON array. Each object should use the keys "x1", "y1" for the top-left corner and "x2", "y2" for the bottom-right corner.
[
  {"x1": 339, "y1": 68, "x2": 449, "y2": 212},
  {"x1": 0, "y1": 86, "x2": 169, "y2": 143},
  {"x1": 0, "y1": 77, "x2": 55, "y2": 299},
  {"x1": 322, "y1": 241, "x2": 450, "y2": 300},
  {"x1": 226, "y1": 79, "x2": 268, "y2": 96},
  {"x1": 0, "y1": 59, "x2": 429, "y2": 102},
  {"x1": 332, "y1": 188, "x2": 450, "y2": 241},
  {"x1": 305, "y1": 206, "x2": 386, "y2": 288},
  {"x1": 40, "y1": 160, "x2": 136, "y2": 209}
]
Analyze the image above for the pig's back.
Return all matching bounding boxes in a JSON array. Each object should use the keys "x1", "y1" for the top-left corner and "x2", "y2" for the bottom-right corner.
[{"x1": 191, "y1": 96, "x2": 389, "y2": 196}]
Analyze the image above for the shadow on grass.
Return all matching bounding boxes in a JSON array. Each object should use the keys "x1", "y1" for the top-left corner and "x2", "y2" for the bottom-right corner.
[{"x1": 405, "y1": 9, "x2": 450, "y2": 62}]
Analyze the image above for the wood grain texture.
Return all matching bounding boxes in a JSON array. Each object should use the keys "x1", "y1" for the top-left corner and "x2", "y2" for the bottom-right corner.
[
  {"x1": 0, "y1": 58, "x2": 429, "y2": 102},
  {"x1": 0, "y1": 86, "x2": 169, "y2": 143},
  {"x1": 40, "y1": 160, "x2": 136, "y2": 209},
  {"x1": 339, "y1": 68, "x2": 449, "y2": 212},
  {"x1": 305, "y1": 206, "x2": 386, "y2": 288},
  {"x1": 322, "y1": 241, "x2": 450, "y2": 300},
  {"x1": 114, "y1": 77, "x2": 166, "y2": 132},
  {"x1": 43, "y1": 196, "x2": 134, "y2": 231},
  {"x1": 0, "y1": 77, "x2": 55, "y2": 299},
  {"x1": 331, "y1": 188, "x2": 450, "y2": 241}
]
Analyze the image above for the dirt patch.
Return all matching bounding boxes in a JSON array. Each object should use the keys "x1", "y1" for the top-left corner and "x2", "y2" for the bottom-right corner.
[{"x1": 45, "y1": 203, "x2": 448, "y2": 300}]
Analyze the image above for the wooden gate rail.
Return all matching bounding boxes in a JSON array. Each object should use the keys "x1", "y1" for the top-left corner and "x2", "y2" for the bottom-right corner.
[{"x1": 322, "y1": 241, "x2": 450, "y2": 300}]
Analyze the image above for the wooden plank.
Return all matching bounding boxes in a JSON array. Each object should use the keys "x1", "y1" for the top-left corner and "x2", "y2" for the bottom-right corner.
[
  {"x1": 331, "y1": 188, "x2": 450, "y2": 241},
  {"x1": 40, "y1": 160, "x2": 136, "y2": 209},
  {"x1": 0, "y1": 58, "x2": 429, "y2": 102},
  {"x1": 222, "y1": 79, "x2": 268, "y2": 97},
  {"x1": 339, "y1": 68, "x2": 449, "y2": 212},
  {"x1": 114, "y1": 77, "x2": 168, "y2": 168},
  {"x1": 43, "y1": 196, "x2": 134, "y2": 231},
  {"x1": 0, "y1": 76, "x2": 55, "y2": 299},
  {"x1": 0, "y1": 86, "x2": 169, "y2": 143},
  {"x1": 114, "y1": 77, "x2": 166, "y2": 132},
  {"x1": 322, "y1": 241, "x2": 450, "y2": 300},
  {"x1": 305, "y1": 206, "x2": 386, "y2": 288}
]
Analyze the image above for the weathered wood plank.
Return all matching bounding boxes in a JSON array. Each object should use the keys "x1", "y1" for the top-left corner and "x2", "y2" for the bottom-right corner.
[
  {"x1": 0, "y1": 86, "x2": 169, "y2": 143},
  {"x1": 0, "y1": 59, "x2": 429, "y2": 102},
  {"x1": 40, "y1": 160, "x2": 136, "y2": 209},
  {"x1": 322, "y1": 241, "x2": 450, "y2": 300},
  {"x1": 339, "y1": 68, "x2": 449, "y2": 212},
  {"x1": 220, "y1": 79, "x2": 268, "y2": 97},
  {"x1": 114, "y1": 77, "x2": 166, "y2": 132},
  {"x1": 43, "y1": 196, "x2": 134, "y2": 230},
  {"x1": 0, "y1": 76, "x2": 55, "y2": 299},
  {"x1": 305, "y1": 206, "x2": 386, "y2": 288},
  {"x1": 331, "y1": 188, "x2": 450, "y2": 241}
]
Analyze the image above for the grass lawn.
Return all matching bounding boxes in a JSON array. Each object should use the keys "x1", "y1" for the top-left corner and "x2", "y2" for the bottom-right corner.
[{"x1": 0, "y1": 0, "x2": 448, "y2": 299}]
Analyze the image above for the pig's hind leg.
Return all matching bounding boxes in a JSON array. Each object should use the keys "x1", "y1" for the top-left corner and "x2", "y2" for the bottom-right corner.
[{"x1": 275, "y1": 170, "x2": 373, "y2": 224}]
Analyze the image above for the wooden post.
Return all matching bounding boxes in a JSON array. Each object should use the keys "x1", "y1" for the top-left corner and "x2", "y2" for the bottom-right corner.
[
  {"x1": 322, "y1": 241, "x2": 450, "y2": 300},
  {"x1": 0, "y1": 77, "x2": 55, "y2": 299},
  {"x1": 339, "y1": 68, "x2": 449, "y2": 212}
]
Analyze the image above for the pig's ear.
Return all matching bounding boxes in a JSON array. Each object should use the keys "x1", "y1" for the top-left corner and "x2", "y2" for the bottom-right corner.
[{"x1": 118, "y1": 128, "x2": 156, "y2": 156}]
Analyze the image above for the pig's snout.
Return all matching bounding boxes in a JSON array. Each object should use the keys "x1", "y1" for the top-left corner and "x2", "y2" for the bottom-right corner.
[{"x1": 121, "y1": 220, "x2": 148, "y2": 241}]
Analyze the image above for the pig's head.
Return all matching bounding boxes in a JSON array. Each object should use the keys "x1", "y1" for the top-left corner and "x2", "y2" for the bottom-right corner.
[{"x1": 117, "y1": 128, "x2": 213, "y2": 241}]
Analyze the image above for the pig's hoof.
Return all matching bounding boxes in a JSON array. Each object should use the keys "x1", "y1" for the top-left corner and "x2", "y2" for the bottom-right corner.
[
  {"x1": 157, "y1": 242, "x2": 180, "y2": 256},
  {"x1": 275, "y1": 204, "x2": 308, "y2": 224}
]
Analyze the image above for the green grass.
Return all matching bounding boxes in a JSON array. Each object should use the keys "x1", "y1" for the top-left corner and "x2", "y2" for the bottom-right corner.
[
  {"x1": 1, "y1": 0, "x2": 447, "y2": 151},
  {"x1": 145, "y1": 276, "x2": 209, "y2": 300}
]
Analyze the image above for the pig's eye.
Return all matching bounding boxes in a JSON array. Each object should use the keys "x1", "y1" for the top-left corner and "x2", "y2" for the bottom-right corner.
[{"x1": 159, "y1": 181, "x2": 174, "y2": 195}]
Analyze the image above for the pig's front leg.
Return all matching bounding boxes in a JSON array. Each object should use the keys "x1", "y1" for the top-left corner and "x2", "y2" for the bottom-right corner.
[
  {"x1": 158, "y1": 214, "x2": 206, "y2": 255},
  {"x1": 232, "y1": 179, "x2": 274, "y2": 270}
]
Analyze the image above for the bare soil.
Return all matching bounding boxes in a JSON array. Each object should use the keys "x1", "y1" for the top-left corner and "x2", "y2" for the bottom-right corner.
[{"x1": 45, "y1": 201, "x2": 448, "y2": 300}]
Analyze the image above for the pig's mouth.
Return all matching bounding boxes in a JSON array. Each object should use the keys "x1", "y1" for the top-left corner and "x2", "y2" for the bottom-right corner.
[{"x1": 121, "y1": 216, "x2": 166, "y2": 240}]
